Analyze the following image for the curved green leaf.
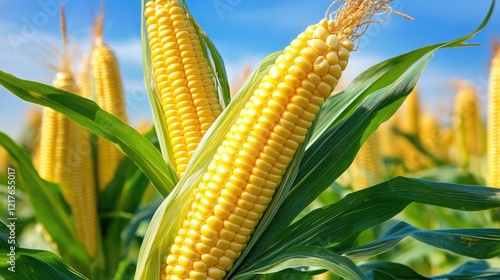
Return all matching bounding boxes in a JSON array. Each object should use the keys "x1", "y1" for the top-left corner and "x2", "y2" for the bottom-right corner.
[
  {"x1": 343, "y1": 221, "x2": 500, "y2": 259},
  {"x1": 0, "y1": 222, "x2": 87, "y2": 280},
  {"x1": 233, "y1": 246, "x2": 367, "y2": 280},
  {"x1": 433, "y1": 260, "x2": 500, "y2": 279},
  {"x1": 0, "y1": 71, "x2": 174, "y2": 197},
  {"x1": 257, "y1": 177, "x2": 499, "y2": 263},
  {"x1": 359, "y1": 260, "x2": 500, "y2": 280},
  {"x1": 310, "y1": 0, "x2": 495, "y2": 145},
  {"x1": 360, "y1": 261, "x2": 432, "y2": 280},
  {"x1": 0, "y1": 132, "x2": 90, "y2": 268}
]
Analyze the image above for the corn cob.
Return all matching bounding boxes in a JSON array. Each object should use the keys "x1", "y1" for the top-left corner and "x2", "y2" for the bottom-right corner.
[
  {"x1": 22, "y1": 107, "x2": 43, "y2": 165},
  {"x1": 145, "y1": 0, "x2": 223, "y2": 177},
  {"x1": 78, "y1": 53, "x2": 92, "y2": 100},
  {"x1": 438, "y1": 127, "x2": 454, "y2": 163},
  {"x1": 230, "y1": 64, "x2": 253, "y2": 97},
  {"x1": 90, "y1": 14, "x2": 128, "y2": 190},
  {"x1": 418, "y1": 112, "x2": 440, "y2": 168},
  {"x1": 453, "y1": 81, "x2": 486, "y2": 173},
  {"x1": 400, "y1": 88, "x2": 420, "y2": 137},
  {"x1": 351, "y1": 131, "x2": 383, "y2": 191},
  {"x1": 378, "y1": 114, "x2": 400, "y2": 159},
  {"x1": 0, "y1": 147, "x2": 9, "y2": 175},
  {"x1": 159, "y1": 1, "x2": 404, "y2": 279},
  {"x1": 38, "y1": 8, "x2": 98, "y2": 258},
  {"x1": 398, "y1": 87, "x2": 425, "y2": 171},
  {"x1": 39, "y1": 71, "x2": 98, "y2": 258},
  {"x1": 487, "y1": 44, "x2": 500, "y2": 188}
]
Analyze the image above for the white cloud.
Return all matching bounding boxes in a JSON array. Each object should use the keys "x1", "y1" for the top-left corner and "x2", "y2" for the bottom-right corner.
[{"x1": 110, "y1": 39, "x2": 143, "y2": 67}]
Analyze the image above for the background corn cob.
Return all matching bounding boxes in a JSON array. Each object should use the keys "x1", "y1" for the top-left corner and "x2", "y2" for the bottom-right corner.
[
  {"x1": 398, "y1": 87, "x2": 425, "y2": 171},
  {"x1": 351, "y1": 131, "x2": 384, "y2": 190},
  {"x1": 453, "y1": 81, "x2": 486, "y2": 174},
  {"x1": 377, "y1": 114, "x2": 401, "y2": 159},
  {"x1": 159, "y1": 1, "x2": 402, "y2": 278},
  {"x1": 90, "y1": 14, "x2": 128, "y2": 190},
  {"x1": 0, "y1": 147, "x2": 9, "y2": 175},
  {"x1": 418, "y1": 112, "x2": 440, "y2": 168},
  {"x1": 38, "y1": 9, "x2": 98, "y2": 258},
  {"x1": 487, "y1": 44, "x2": 500, "y2": 188},
  {"x1": 21, "y1": 107, "x2": 43, "y2": 167},
  {"x1": 145, "y1": 0, "x2": 223, "y2": 177},
  {"x1": 39, "y1": 70, "x2": 98, "y2": 258},
  {"x1": 78, "y1": 54, "x2": 92, "y2": 100},
  {"x1": 438, "y1": 127, "x2": 455, "y2": 163},
  {"x1": 230, "y1": 64, "x2": 253, "y2": 97}
]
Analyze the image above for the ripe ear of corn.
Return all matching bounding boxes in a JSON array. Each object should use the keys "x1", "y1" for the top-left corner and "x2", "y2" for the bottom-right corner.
[
  {"x1": 230, "y1": 64, "x2": 253, "y2": 97},
  {"x1": 90, "y1": 18, "x2": 128, "y2": 191},
  {"x1": 419, "y1": 112, "x2": 440, "y2": 168},
  {"x1": 145, "y1": 0, "x2": 223, "y2": 177},
  {"x1": 438, "y1": 127, "x2": 454, "y2": 163},
  {"x1": 38, "y1": 8, "x2": 98, "y2": 258},
  {"x1": 39, "y1": 71, "x2": 98, "y2": 259},
  {"x1": 453, "y1": 81, "x2": 486, "y2": 174},
  {"x1": 398, "y1": 87, "x2": 425, "y2": 171},
  {"x1": 351, "y1": 131, "x2": 383, "y2": 191},
  {"x1": 0, "y1": 147, "x2": 9, "y2": 175},
  {"x1": 150, "y1": 0, "x2": 403, "y2": 278},
  {"x1": 487, "y1": 44, "x2": 500, "y2": 188},
  {"x1": 378, "y1": 115, "x2": 403, "y2": 174}
]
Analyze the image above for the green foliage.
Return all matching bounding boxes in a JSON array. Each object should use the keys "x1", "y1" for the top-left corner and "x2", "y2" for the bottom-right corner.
[{"x1": 0, "y1": 222, "x2": 87, "y2": 279}]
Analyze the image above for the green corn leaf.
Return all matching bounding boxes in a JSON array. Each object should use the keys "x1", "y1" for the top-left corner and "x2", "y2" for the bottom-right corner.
[
  {"x1": 360, "y1": 261, "x2": 432, "y2": 280},
  {"x1": 233, "y1": 245, "x2": 367, "y2": 280},
  {"x1": 342, "y1": 221, "x2": 500, "y2": 259},
  {"x1": 0, "y1": 132, "x2": 91, "y2": 270},
  {"x1": 250, "y1": 177, "x2": 499, "y2": 266},
  {"x1": 0, "y1": 71, "x2": 174, "y2": 197},
  {"x1": 0, "y1": 222, "x2": 87, "y2": 280},
  {"x1": 359, "y1": 260, "x2": 500, "y2": 280},
  {"x1": 432, "y1": 260, "x2": 500, "y2": 279},
  {"x1": 309, "y1": 0, "x2": 495, "y2": 146}
]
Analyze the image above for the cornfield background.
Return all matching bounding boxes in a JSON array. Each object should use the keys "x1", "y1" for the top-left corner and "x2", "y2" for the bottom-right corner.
[{"x1": 0, "y1": 1, "x2": 499, "y2": 279}]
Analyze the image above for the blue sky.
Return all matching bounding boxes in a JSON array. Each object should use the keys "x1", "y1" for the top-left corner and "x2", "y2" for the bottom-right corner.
[{"x1": 0, "y1": 0, "x2": 499, "y2": 140}]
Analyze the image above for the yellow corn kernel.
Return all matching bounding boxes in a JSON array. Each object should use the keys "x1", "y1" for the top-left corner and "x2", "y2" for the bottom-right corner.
[
  {"x1": 487, "y1": 45, "x2": 500, "y2": 188},
  {"x1": 145, "y1": 0, "x2": 223, "y2": 177}
]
